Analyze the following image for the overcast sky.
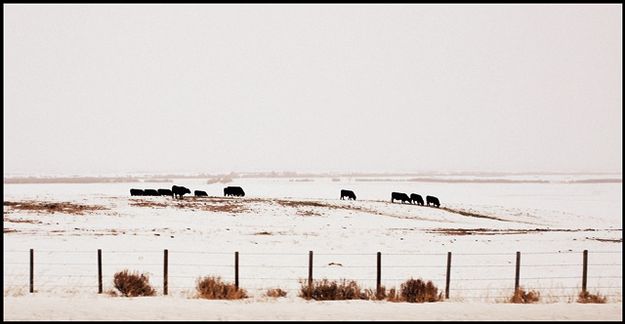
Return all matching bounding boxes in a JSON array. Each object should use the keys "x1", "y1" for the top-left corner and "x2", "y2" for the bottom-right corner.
[{"x1": 3, "y1": 4, "x2": 622, "y2": 176}]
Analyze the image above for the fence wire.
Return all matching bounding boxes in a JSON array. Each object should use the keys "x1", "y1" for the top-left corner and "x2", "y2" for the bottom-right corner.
[{"x1": 4, "y1": 249, "x2": 622, "y2": 302}]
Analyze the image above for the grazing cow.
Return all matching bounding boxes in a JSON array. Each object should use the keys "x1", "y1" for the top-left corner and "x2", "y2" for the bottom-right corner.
[
  {"x1": 410, "y1": 193, "x2": 424, "y2": 206},
  {"x1": 391, "y1": 192, "x2": 411, "y2": 204},
  {"x1": 130, "y1": 189, "x2": 145, "y2": 196},
  {"x1": 340, "y1": 189, "x2": 357, "y2": 200},
  {"x1": 426, "y1": 195, "x2": 440, "y2": 208},
  {"x1": 158, "y1": 189, "x2": 173, "y2": 196},
  {"x1": 172, "y1": 185, "x2": 191, "y2": 199},
  {"x1": 224, "y1": 186, "x2": 245, "y2": 197},
  {"x1": 144, "y1": 189, "x2": 159, "y2": 196},
  {"x1": 194, "y1": 190, "x2": 208, "y2": 197}
]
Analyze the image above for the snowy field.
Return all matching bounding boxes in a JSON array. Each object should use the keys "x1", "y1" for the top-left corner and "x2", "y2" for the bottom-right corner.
[{"x1": 3, "y1": 175, "x2": 622, "y2": 320}]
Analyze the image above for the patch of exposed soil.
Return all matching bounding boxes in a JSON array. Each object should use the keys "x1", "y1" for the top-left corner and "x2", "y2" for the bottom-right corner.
[
  {"x1": 129, "y1": 200, "x2": 169, "y2": 208},
  {"x1": 439, "y1": 207, "x2": 512, "y2": 222},
  {"x1": 275, "y1": 199, "x2": 372, "y2": 213},
  {"x1": 296, "y1": 210, "x2": 323, "y2": 217},
  {"x1": 427, "y1": 228, "x2": 612, "y2": 236},
  {"x1": 3, "y1": 201, "x2": 108, "y2": 215},
  {"x1": 3, "y1": 217, "x2": 43, "y2": 224},
  {"x1": 129, "y1": 197, "x2": 250, "y2": 214},
  {"x1": 587, "y1": 237, "x2": 622, "y2": 243}
]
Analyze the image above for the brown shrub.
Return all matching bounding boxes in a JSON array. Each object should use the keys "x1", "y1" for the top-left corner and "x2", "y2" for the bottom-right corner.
[
  {"x1": 266, "y1": 288, "x2": 287, "y2": 298},
  {"x1": 577, "y1": 291, "x2": 607, "y2": 303},
  {"x1": 195, "y1": 276, "x2": 248, "y2": 299},
  {"x1": 113, "y1": 270, "x2": 156, "y2": 297},
  {"x1": 399, "y1": 278, "x2": 443, "y2": 303},
  {"x1": 510, "y1": 287, "x2": 540, "y2": 303},
  {"x1": 299, "y1": 279, "x2": 367, "y2": 300}
]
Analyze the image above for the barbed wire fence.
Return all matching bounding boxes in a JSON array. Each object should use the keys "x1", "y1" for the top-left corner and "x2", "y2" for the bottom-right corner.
[{"x1": 3, "y1": 249, "x2": 622, "y2": 302}]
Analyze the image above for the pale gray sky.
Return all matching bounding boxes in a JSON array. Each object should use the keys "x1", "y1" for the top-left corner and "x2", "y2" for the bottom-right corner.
[{"x1": 3, "y1": 4, "x2": 622, "y2": 176}]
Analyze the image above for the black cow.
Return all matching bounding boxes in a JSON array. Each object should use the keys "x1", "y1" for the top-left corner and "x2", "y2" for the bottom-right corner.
[
  {"x1": 340, "y1": 189, "x2": 356, "y2": 200},
  {"x1": 172, "y1": 185, "x2": 191, "y2": 199},
  {"x1": 130, "y1": 189, "x2": 144, "y2": 196},
  {"x1": 410, "y1": 193, "x2": 424, "y2": 206},
  {"x1": 391, "y1": 192, "x2": 411, "y2": 204},
  {"x1": 158, "y1": 189, "x2": 173, "y2": 196},
  {"x1": 224, "y1": 186, "x2": 245, "y2": 197},
  {"x1": 426, "y1": 195, "x2": 440, "y2": 208},
  {"x1": 194, "y1": 190, "x2": 208, "y2": 197},
  {"x1": 144, "y1": 189, "x2": 159, "y2": 196}
]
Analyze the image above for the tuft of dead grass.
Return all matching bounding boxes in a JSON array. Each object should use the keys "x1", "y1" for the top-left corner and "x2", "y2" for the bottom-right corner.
[
  {"x1": 510, "y1": 287, "x2": 540, "y2": 303},
  {"x1": 113, "y1": 270, "x2": 156, "y2": 297},
  {"x1": 195, "y1": 276, "x2": 248, "y2": 299},
  {"x1": 577, "y1": 290, "x2": 607, "y2": 303},
  {"x1": 265, "y1": 288, "x2": 287, "y2": 298},
  {"x1": 386, "y1": 287, "x2": 402, "y2": 302},
  {"x1": 398, "y1": 278, "x2": 443, "y2": 303},
  {"x1": 299, "y1": 279, "x2": 370, "y2": 301},
  {"x1": 4, "y1": 200, "x2": 107, "y2": 215}
]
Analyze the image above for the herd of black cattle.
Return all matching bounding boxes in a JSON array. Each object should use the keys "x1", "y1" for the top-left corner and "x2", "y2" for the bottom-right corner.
[{"x1": 130, "y1": 185, "x2": 441, "y2": 208}]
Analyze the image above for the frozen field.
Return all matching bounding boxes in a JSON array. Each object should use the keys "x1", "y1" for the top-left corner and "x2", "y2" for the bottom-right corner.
[{"x1": 3, "y1": 175, "x2": 623, "y2": 320}]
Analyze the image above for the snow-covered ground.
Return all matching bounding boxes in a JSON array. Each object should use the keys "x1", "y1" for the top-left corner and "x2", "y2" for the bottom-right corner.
[{"x1": 3, "y1": 175, "x2": 622, "y2": 320}]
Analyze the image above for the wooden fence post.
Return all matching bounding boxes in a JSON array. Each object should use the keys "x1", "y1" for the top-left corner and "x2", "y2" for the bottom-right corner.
[
  {"x1": 308, "y1": 251, "x2": 313, "y2": 292},
  {"x1": 30, "y1": 249, "x2": 34, "y2": 293},
  {"x1": 514, "y1": 251, "x2": 521, "y2": 292},
  {"x1": 376, "y1": 252, "x2": 381, "y2": 297},
  {"x1": 97, "y1": 249, "x2": 102, "y2": 294},
  {"x1": 235, "y1": 251, "x2": 239, "y2": 290},
  {"x1": 582, "y1": 249, "x2": 588, "y2": 293},
  {"x1": 163, "y1": 249, "x2": 168, "y2": 295},
  {"x1": 445, "y1": 252, "x2": 452, "y2": 299}
]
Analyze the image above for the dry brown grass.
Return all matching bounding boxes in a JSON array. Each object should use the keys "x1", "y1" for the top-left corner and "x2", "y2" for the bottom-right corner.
[
  {"x1": 386, "y1": 287, "x2": 402, "y2": 302},
  {"x1": 510, "y1": 287, "x2": 540, "y2": 303},
  {"x1": 265, "y1": 288, "x2": 288, "y2": 298},
  {"x1": 398, "y1": 278, "x2": 443, "y2": 303},
  {"x1": 299, "y1": 279, "x2": 369, "y2": 301},
  {"x1": 195, "y1": 276, "x2": 248, "y2": 299},
  {"x1": 577, "y1": 291, "x2": 607, "y2": 303},
  {"x1": 4, "y1": 200, "x2": 107, "y2": 215},
  {"x1": 113, "y1": 270, "x2": 156, "y2": 297}
]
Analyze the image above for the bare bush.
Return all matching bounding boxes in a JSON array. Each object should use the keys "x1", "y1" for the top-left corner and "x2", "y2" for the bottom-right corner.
[
  {"x1": 382, "y1": 278, "x2": 443, "y2": 303},
  {"x1": 113, "y1": 270, "x2": 156, "y2": 297},
  {"x1": 578, "y1": 291, "x2": 607, "y2": 304},
  {"x1": 399, "y1": 278, "x2": 443, "y2": 303},
  {"x1": 510, "y1": 287, "x2": 540, "y2": 303},
  {"x1": 195, "y1": 276, "x2": 247, "y2": 300},
  {"x1": 299, "y1": 279, "x2": 367, "y2": 300}
]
